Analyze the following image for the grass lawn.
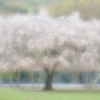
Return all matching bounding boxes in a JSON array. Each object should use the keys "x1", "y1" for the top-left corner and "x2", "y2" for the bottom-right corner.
[{"x1": 0, "y1": 88, "x2": 100, "y2": 100}]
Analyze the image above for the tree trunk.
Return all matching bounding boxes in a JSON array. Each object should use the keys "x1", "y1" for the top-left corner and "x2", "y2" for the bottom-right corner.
[
  {"x1": 86, "y1": 72, "x2": 89, "y2": 88},
  {"x1": 44, "y1": 74, "x2": 53, "y2": 90},
  {"x1": 16, "y1": 71, "x2": 20, "y2": 88},
  {"x1": 31, "y1": 72, "x2": 34, "y2": 89},
  {"x1": 88, "y1": 72, "x2": 92, "y2": 88},
  {"x1": 44, "y1": 68, "x2": 54, "y2": 90},
  {"x1": 82, "y1": 72, "x2": 86, "y2": 85},
  {"x1": 0, "y1": 72, "x2": 3, "y2": 87},
  {"x1": 10, "y1": 72, "x2": 13, "y2": 87}
]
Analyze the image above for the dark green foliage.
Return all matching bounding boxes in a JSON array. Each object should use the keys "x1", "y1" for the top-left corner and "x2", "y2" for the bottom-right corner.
[{"x1": 2, "y1": 71, "x2": 98, "y2": 84}]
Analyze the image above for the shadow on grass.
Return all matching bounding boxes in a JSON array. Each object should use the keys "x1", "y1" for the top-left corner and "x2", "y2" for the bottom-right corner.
[
  {"x1": 17, "y1": 87, "x2": 100, "y2": 94},
  {"x1": 53, "y1": 89, "x2": 100, "y2": 93}
]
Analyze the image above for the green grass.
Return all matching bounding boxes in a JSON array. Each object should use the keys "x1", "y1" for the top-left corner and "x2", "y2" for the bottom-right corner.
[{"x1": 0, "y1": 88, "x2": 100, "y2": 100}]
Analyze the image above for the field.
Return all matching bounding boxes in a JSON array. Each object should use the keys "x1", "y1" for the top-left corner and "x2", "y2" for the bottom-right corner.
[{"x1": 0, "y1": 88, "x2": 100, "y2": 100}]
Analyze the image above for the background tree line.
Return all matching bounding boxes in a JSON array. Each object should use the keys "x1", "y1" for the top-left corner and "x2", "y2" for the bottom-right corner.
[
  {"x1": 0, "y1": 0, "x2": 100, "y2": 20},
  {"x1": 2, "y1": 71, "x2": 98, "y2": 84}
]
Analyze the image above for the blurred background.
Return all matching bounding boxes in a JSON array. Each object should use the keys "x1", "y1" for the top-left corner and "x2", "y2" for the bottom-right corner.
[{"x1": 0, "y1": 0, "x2": 100, "y2": 20}]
